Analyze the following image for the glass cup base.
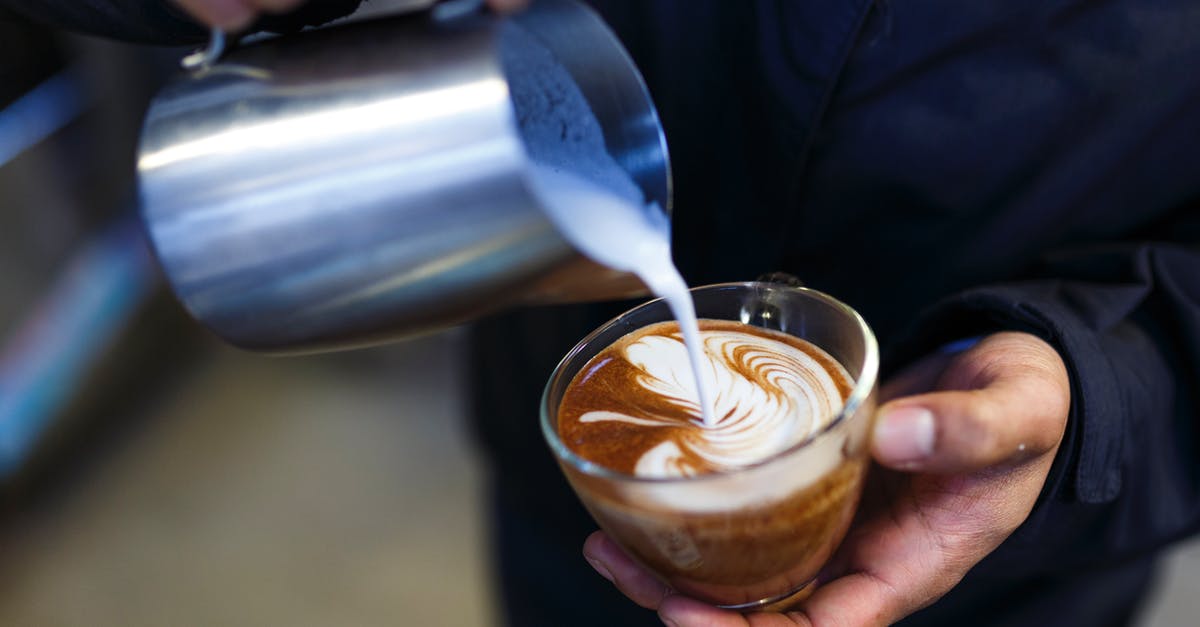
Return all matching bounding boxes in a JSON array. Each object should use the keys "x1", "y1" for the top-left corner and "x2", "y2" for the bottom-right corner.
[{"x1": 714, "y1": 578, "x2": 817, "y2": 613}]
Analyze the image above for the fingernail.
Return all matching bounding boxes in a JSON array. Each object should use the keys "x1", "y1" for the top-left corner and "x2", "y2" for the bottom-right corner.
[
  {"x1": 874, "y1": 406, "x2": 935, "y2": 463},
  {"x1": 206, "y1": 0, "x2": 256, "y2": 30},
  {"x1": 585, "y1": 556, "x2": 614, "y2": 583},
  {"x1": 220, "y1": 9, "x2": 256, "y2": 31},
  {"x1": 660, "y1": 617, "x2": 680, "y2": 627}
]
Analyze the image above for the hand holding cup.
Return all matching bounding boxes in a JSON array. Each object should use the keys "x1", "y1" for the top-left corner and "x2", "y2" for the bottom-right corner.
[{"x1": 584, "y1": 331, "x2": 1071, "y2": 626}]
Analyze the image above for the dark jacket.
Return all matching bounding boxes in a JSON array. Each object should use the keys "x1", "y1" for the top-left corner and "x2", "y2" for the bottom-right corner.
[
  {"x1": 10, "y1": 1, "x2": 1197, "y2": 625},
  {"x1": 472, "y1": 1, "x2": 1200, "y2": 626}
]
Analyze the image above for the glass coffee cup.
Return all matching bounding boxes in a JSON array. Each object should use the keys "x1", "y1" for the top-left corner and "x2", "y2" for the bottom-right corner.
[{"x1": 540, "y1": 282, "x2": 879, "y2": 610}]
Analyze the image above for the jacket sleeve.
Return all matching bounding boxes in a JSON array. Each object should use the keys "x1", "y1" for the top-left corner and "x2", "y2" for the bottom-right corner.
[
  {"x1": 0, "y1": 0, "x2": 361, "y2": 45},
  {"x1": 899, "y1": 225, "x2": 1200, "y2": 572}
]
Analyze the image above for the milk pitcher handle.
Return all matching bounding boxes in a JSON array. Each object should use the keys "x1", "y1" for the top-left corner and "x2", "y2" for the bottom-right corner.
[
  {"x1": 176, "y1": 0, "x2": 487, "y2": 73},
  {"x1": 181, "y1": 28, "x2": 228, "y2": 72}
]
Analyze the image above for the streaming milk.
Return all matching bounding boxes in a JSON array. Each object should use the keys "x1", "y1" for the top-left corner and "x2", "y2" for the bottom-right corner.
[
  {"x1": 502, "y1": 22, "x2": 716, "y2": 425},
  {"x1": 527, "y1": 169, "x2": 717, "y2": 426}
]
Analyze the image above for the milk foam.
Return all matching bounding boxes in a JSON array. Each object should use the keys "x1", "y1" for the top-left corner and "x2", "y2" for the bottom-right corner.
[{"x1": 580, "y1": 329, "x2": 847, "y2": 478}]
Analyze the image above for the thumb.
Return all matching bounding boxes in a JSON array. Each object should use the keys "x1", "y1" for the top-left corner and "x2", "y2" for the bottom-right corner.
[
  {"x1": 872, "y1": 332, "x2": 1070, "y2": 473},
  {"x1": 872, "y1": 372, "x2": 1067, "y2": 474},
  {"x1": 487, "y1": 0, "x2": 530, "y2": 12}
]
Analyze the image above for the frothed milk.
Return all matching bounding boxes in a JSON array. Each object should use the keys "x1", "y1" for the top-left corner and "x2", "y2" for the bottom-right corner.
[
  {"x1": 528, "y1": 168, "x2": 718, "y2": 425},
  {"x1": 503, "y1": 22, "x2": 717, "y2": 424}
]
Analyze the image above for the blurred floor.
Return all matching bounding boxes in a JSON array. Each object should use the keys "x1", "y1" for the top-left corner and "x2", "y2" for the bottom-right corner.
[
  {"x1": 1142, "y1": 538, "x2": 1200, "y2": 626},
  {"x1": 0, "y1": 329, "x2": 497, "y2": 627}
]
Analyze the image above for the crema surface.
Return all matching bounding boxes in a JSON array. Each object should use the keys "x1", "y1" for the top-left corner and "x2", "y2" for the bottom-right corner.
[{"x1": 558, "y1": 320, "x2": 853, "y2": 478}]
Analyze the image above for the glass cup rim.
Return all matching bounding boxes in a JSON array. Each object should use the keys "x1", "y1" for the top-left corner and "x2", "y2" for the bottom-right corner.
[{"x1": 539, "y1": 281, "x2": 880, "y2": 485}]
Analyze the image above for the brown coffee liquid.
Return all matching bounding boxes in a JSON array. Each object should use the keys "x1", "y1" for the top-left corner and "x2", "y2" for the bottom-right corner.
[
  {"x1": 570, "y1": 452, "x2": 867, "y2": 597},
  {"x1": 557, "y1": 319, "x2": 853, "y2": 475}
]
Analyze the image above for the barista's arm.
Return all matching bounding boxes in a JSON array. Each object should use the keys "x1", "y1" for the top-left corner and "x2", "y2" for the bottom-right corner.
[
  {"x1": 0, "y1": 0, "x2": 527, "y2": 45},
  {"x1": 0, "y1": 1, "x2": 210, "y2": 44},
  {"x1": 173, "y1": 0, "x2": 530, "y2": 31}
]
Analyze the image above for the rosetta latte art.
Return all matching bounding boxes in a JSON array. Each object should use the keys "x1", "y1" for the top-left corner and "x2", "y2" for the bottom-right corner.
[{"x1": 579, "y1": 328, "x2": 847, "y2": 478}]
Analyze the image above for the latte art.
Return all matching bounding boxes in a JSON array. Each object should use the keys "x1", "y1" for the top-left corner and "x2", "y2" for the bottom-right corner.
[{"x1": 560, "y1": 320, "x2": 853, "y2": 479}]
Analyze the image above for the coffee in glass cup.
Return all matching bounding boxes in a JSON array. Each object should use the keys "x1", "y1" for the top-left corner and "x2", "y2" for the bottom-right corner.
[{"x1": 540, "y1": 282, "x2": 878, "y2": 610}]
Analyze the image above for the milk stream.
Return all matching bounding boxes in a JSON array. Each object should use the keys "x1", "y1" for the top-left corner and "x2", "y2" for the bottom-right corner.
[
  {"x1": 502, "y1": 22, "x2": 715, "y2": 425},
  {"x1": 528, "y1": 166, "x2": 717, "y2": 426}
]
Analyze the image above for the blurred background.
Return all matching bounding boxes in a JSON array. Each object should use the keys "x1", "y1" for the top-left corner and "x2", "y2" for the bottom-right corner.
[
  {"x1": 0, "y1": 4, "x2": 1197, "y2": 626},
  {"x1": 0, "y1": 4, "x2": 495, "y2": 625}
]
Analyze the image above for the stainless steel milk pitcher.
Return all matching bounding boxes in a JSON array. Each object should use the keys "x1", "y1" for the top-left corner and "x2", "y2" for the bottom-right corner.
[{"x1": 137, "y1": 0, "x2": 671, "y2": 352}]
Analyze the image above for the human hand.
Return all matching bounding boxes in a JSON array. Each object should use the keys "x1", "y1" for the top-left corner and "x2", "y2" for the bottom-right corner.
[
  {"x1": 583, "y1": 331, "x2": 1071, "y2": 626},
  {"x1": 172, "y1": 0, "x2": 530, "y2": 31}
]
